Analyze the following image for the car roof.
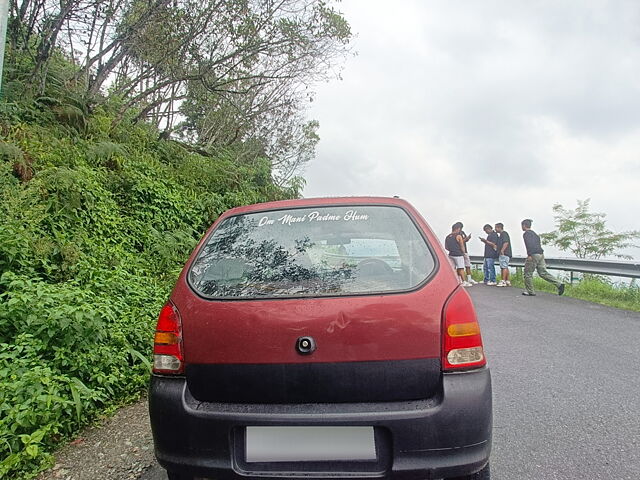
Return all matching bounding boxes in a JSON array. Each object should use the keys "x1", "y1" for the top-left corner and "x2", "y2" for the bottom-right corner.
[{"x1": 222, "y1": 196, "x2": 411, "y2": 216}]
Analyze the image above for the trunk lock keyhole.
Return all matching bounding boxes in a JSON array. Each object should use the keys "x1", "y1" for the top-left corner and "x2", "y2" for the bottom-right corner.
[{"x1": 296, "y1": 336, "x2": 316, "y2": 355}]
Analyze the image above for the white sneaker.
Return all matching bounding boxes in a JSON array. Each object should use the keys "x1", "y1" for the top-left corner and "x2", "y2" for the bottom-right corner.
[
  {"x1": 505, "y1": 280, "x2": 511, "y2": 286},
  {"x1": 487, "y1": 281, "x2": 497, "y2": 286},
  {"x1": 461, "y1": 281, "x2": 473, "y2": 287},
  {"x1": 496, "y1": 281, "x2": 506, "y2": 287},
  {"x1": 468, "y1": 279, "x2": 478, "y2": 284}
]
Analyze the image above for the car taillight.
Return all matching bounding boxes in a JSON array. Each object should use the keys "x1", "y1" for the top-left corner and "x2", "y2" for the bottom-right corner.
[
  {"x1": 442, "y1": 288, "x2": 486, "y2": 371},
  {"x1": 153, "y1": 302, "x2": 184, "y2": 375}
]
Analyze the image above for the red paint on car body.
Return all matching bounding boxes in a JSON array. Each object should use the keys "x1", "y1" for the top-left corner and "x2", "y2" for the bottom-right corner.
[{"x1": 169, "y1": 197, "x2": 461, "y2": 365}]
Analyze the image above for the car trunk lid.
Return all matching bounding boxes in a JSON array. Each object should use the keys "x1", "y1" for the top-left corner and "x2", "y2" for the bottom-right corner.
[{"x1": 180, "y1": 289, "x2": 446, "y2": 403}]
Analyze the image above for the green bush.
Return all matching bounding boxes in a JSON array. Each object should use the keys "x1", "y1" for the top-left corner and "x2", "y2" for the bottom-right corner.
[
  {"x1": 564, "y1": 275, "x2": 640, "y2": 312},
  {"x1": 0, "y1": 94, "x2": 293, "y2": 480}
]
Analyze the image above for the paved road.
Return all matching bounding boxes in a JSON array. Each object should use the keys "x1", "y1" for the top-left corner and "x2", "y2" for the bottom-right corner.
[
  {"x1": 141, "y1": 286, "x2": 640, "y2": 479},
  {"x1": 472, "y1": 285, "x2": 640, "y2": 479}
]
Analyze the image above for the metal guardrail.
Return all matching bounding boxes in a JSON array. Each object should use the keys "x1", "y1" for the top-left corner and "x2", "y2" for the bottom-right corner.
[{"x1": 468, "y1": 256, "x2": 640, "y2": 279}]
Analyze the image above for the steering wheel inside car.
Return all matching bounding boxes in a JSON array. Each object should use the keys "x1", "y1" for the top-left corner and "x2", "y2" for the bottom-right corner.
[{"x1": 356, "y1": 258, "x2": 394, "y2": 276}]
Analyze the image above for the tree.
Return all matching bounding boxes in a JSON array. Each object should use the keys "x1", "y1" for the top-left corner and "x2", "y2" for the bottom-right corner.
[
  {"x1": 7, "y1": 0, "x2": 351, "y2": 185},
  {"x1": 177, "y1": 81, "x2": 320, "y2": 185},
  {"x1": 9, "y1": 0, "x2": 350, "y2": 123},
  {"x1": 540, "y1": 199, "x2": 640, "y2": 260}
]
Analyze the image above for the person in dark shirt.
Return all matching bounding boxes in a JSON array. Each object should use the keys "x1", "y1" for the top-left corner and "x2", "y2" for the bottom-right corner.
[
  {"x1": 494, "y1": 223, "x2": 512, "y2": 287},
  {"x1": 445, "y1": 222, "x2": 472, "y2": 287},
  {"x1": 521, "y1": 218, "x2": 565, "y2": 296},
  {"x1": 479, "y1": 224, "x2": 498, "y2": 285},
  {"x1": 459, "y1": 223, "x2": 478, "y2": 285}
]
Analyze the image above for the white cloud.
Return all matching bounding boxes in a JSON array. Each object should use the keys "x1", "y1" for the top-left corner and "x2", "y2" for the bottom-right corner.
[{"x1": 303, "y1": 0, "x2": 640, "y2": 258}]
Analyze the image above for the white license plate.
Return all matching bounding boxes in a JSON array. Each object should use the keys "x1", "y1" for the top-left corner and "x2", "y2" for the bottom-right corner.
[{"x1": 245, "y1": 426, "x2": 376, "y2": 463}]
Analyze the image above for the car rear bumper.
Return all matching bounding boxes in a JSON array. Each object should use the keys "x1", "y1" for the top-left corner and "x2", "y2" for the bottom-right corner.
[{"x1": 149, "y1": 367, "x2": 492, "y2": 480}]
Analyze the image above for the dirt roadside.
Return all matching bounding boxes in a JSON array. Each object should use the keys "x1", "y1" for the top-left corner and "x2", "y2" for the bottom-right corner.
[{"x1": 37, "y1": 398, "x2": 157, "y2": 480}]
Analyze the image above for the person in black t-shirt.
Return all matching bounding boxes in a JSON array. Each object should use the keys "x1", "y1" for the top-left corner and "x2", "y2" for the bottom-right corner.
[
  {"x1": 521, "y1": 219, "x2": 565, "y2": 296},
  {"x1": 459, "y1": 223, "x2": 478, "y2": 285},
  {"x1": 479, "y1": 224, "x2": 498, "y2": 285},
  {"x1": 444, "y1": 222, "x2": 472, "y2": 287},
  {"x1": 494, "y1": 223, "x2": 511, "y2": 287}
]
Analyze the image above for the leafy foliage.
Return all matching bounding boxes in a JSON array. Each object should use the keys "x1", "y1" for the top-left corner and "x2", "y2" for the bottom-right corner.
[
  {"x1": 0, "y1": 66, "x2": 298, "y2": 480},
  {"x1": 6, "y1": 0, "x2": 351, "y2": 183},
  {"x1": 1, "y1": 1, "x2": 332, "y2": 474},
  {"x1": 540, "y1": 199, "x2": 640, "y2": 259}
]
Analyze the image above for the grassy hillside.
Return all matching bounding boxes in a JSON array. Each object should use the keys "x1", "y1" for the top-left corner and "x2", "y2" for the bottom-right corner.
[{"x1": 0, "y1": 89, "x2": 297, "y2": 479}]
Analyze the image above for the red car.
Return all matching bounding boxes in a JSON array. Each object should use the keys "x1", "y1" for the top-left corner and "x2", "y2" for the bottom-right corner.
[{"x1": 149, "y1": 197, "x2": 492, "y2": 480}]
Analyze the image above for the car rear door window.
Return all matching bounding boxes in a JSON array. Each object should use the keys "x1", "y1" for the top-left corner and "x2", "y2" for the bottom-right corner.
[{"x1": 188, "y1": 205, "x2": 436, "y2": 298}]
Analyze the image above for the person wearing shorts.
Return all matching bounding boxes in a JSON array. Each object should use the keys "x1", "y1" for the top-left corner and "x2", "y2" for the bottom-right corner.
[
  {"x1": 494, "y1": 223, "x2": 512, "y2": 287},
  {"x1": 445, "y1": 222, "x2": 471, "y2": 287},
  {"x1": 459, "y1": 224, "x2": 478, "y2": 285}
]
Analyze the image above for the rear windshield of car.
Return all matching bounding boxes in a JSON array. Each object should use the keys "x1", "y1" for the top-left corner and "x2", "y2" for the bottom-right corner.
[{"x1": 188, "y1": 205, "x2": 436, "y2": 298}]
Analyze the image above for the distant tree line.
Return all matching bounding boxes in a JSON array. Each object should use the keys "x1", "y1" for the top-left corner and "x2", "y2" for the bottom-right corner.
[{"x1": 5, "y1": 0, "x2": 351, "y2": 185}]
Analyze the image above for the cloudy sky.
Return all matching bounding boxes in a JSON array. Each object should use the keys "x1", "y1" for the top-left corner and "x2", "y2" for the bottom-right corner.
[{"x1": 302, "y1": 0, "x2": 640, "y2": 259}]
